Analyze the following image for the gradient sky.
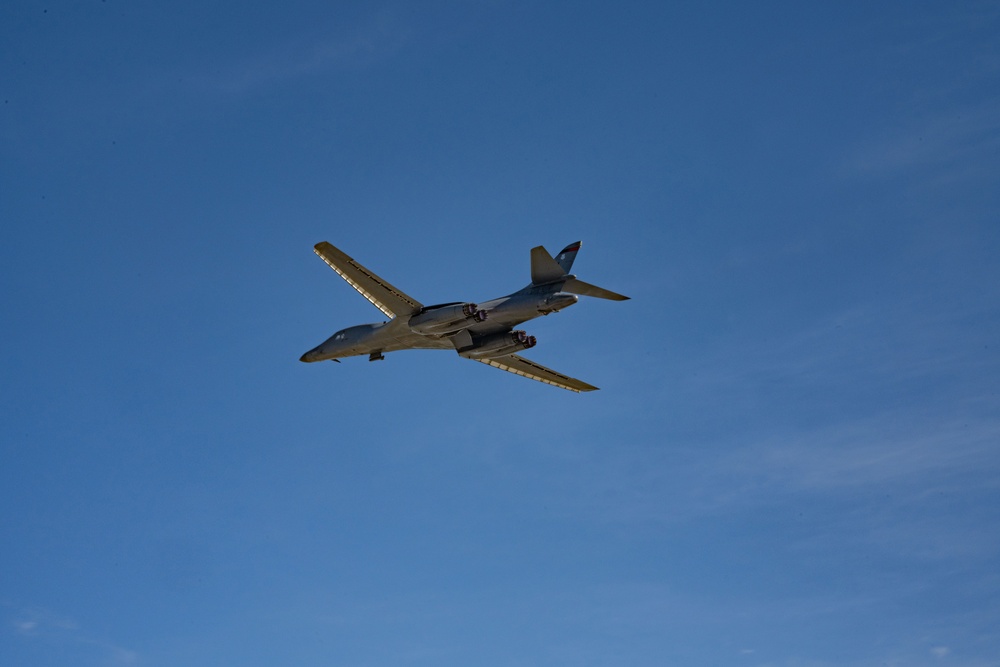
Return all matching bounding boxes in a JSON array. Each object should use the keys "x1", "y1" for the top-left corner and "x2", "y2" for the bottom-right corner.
[{"x1": 3, "y1": 2, "x2": 999, "y2": 666}]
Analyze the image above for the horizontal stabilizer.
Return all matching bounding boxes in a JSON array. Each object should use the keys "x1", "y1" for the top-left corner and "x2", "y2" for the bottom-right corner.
[
  {"x1": 530, "y1": 246, "x2": 566, "y2": 284},
  {"x1": 563, "y1": 277, "x2": 629, "y2": 301}
]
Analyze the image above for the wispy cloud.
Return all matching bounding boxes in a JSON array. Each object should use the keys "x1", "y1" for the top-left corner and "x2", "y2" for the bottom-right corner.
[
  {"x1": 520, "y1": 280, "x2": 1000, "y2": 573},
  {"x1": 194, "y1": 10, "x2": 412, "y2": 95},
  {"x1": 6, "y1": 604, "x2": 139, "y2": 666},
  {"x1": 845, "y1": 103, "x2": 1000, "y2": 184},
  {"x1": 546, "y1": 408, "x2": 1000, "y2": 540},
  {"x1": 841, "y1": 4, "x2": 1000, "y2": 190},
  {"x1": 10, "y1": 607, "x2": 79, "y2": 636},
  {"x1": 723, "y1": 415, "x2": 1000, "y2": 494}
]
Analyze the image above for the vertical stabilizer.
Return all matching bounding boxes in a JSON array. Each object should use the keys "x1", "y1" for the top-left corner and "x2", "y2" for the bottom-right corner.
[
  {"x1": 530, "y1": 246, "x2": 566, "y2": 284},
  {"x1": 555, "y1": 241, "x2": 581, "y2": 274}
]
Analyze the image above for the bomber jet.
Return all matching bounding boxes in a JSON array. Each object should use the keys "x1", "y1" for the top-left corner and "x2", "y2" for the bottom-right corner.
[{"x1": 299, "y1": 241, "x2": 628, "y2": 392}]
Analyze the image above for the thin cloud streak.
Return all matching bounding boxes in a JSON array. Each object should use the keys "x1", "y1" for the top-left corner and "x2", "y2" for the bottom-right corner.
[
  {"x1": 7, "y1": 604, "x2": 139, "y2": 666},
  {"x1": 541, "y1": 411, "x2": 1000, "y2": 529},
  {"x1": 523, "y1": 289, "x2": 1000, "y2": 571},
  {"x1": 194, "y1": 11, "x2": 412, "y2": 95},
  {"x1": 845, "y1": 104, "x2": 1000, "y2": 179}
]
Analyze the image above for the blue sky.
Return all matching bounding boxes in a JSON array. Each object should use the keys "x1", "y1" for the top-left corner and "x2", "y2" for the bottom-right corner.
[{"x1": 2, "y1": 1, "x2": 999, "y2": 665}]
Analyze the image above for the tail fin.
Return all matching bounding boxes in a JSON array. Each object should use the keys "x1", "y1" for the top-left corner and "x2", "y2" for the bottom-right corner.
[
  {"x1": 530, "y1": 246, "x2": 566, "y2": 284},
  {"x1": 530, "y1": 241, "x2": 629, "y2": 300},
  {"x1": 530, "y1": 241, "x2": 582, "y2": 284},
  {"x1": 555, "y1": 241, "x2": 581, "y2": 274}
]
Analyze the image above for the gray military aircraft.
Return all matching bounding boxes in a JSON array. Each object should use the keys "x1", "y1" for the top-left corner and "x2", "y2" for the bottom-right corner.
[{"x1": 299, "y1": 241, "x2": 628, "y2": 392}]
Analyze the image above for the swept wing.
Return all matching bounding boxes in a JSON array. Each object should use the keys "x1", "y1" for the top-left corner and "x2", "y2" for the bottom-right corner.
[
  {"x1": 475, "y1": 354, "x2": 598, "y2": 393},
  {"x1": 313, "y1": 242, "x2": 422, "y2": 318}
]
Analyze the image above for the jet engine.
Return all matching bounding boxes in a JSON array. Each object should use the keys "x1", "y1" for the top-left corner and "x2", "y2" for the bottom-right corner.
[
  {"x1": 459, "y1": 330, "x2": 537, "y2": 359},
  {"x1": 409, "y1": 302, "x2": 488, "y2": 335}
]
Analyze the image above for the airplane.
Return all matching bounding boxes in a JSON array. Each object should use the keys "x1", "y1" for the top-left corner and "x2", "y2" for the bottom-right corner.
[{"x1": 299, "y1": 240, "x2": 629, "y2": 392}]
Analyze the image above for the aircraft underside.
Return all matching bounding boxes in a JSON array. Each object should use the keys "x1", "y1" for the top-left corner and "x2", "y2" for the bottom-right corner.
[{"x1": 299, "y1": 240, "x2": 627, "y2": 392}]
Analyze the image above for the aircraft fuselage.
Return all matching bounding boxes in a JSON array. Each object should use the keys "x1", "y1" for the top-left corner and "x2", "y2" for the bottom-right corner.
[
  {"x1": 299, "y1": 285, "x2": 578, "y2": 363},
  {"x1": 299, "y1": 239, "x2": 627, "y2": 392}
]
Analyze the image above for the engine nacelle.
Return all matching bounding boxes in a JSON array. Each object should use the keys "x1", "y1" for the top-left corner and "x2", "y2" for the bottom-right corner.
[
  {"x1": 459, "y1": 330, "x2": 537, "y2": 359},
  {"x1": 409, "y1": 302, "x2": 488, "y2": 335},
  {"x1": 539, "y1": 292, "x2": 578, "y2": 314}
]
